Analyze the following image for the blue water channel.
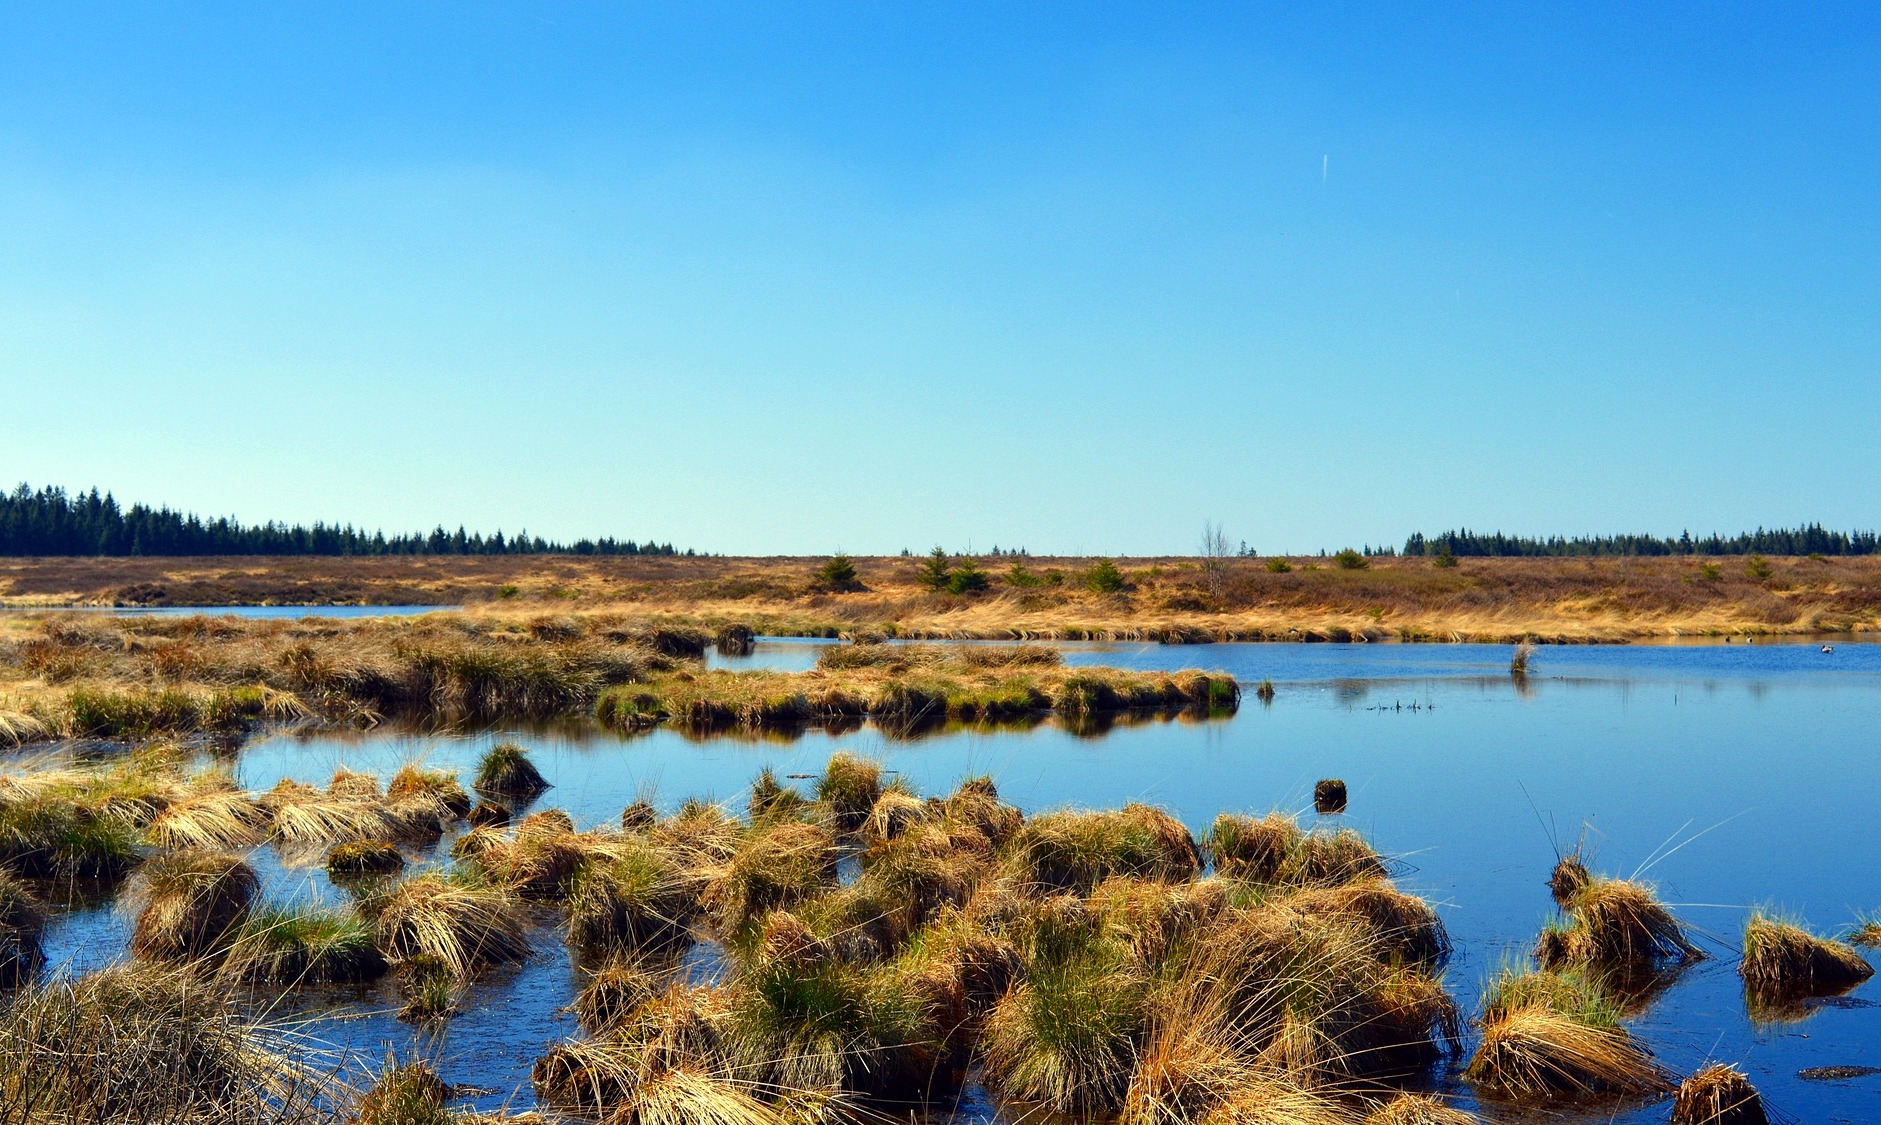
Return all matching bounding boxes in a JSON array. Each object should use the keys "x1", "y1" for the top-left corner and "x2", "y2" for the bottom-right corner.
[{"x1": 22, "y1": 637, "x2": 1881, "y2": 1122}]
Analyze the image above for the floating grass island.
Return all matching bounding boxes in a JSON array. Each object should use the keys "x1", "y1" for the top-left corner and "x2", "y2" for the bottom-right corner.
[{"x1": 0, "y1": 742, "x2": 1860, "y2": 1123}]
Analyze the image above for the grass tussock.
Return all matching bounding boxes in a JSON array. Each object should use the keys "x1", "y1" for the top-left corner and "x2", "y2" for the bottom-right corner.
[
  {"x1": 0, "y1": 961, "x2": 328, "y2": 1123},
  {"x1": 1362, "y1": 1093, "x2": 1479, "y2": 1124},
  {"x1": 124, "y1": 849, "x2": 259, "y2": 961},
  {"x1": 1465, "y1": 965, "x2": 1670, "y2": 1101},
  {"x1": 327, "y1": 840, "x2": 406, "y2": 876},
  {"x1": 356, "y1": 1058, "x2": 452, "y2": 1125},
  {"x1": 223, "y1": 903, "x2": 388, "y2": 985},
  {"x1": 1671, "y1": 1063, "x2": 1767, "y2": 1125},
  {"x1": 1537, "y1": 871, "x2": 1703, "y2": 969},
  {"x1": 473, "y1": 742, "x2": 551, "y2": 800},
  {"x1": 703, "y1": 821, "x2": 839, "y2": 933},
  {"x1": 1740, "y1": 911, "x2": 1874, "y2": 993},
  {"x1": 367, "y1": 871, "x2": 531, "y2": 978},
  {"x1": 1004, "y1": 804, "x2": 1200, "y2": 893},
  {"x1": 814, "y1": 752, "x2": 881, "y2": 831}
]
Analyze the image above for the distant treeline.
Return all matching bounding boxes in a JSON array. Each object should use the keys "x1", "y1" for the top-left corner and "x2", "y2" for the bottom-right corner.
[
  {"x1": 0, "y1": 485, "x2": 685, "y2": 557},
  {"x1": 1402, "y1": 525, "x2": 1879, "y2": 558}
]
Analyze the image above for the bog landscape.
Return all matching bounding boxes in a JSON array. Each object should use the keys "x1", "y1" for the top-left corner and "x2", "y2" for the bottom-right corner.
[
  {"x1": 2, "y1": 534, "x2": 1879, "y2": 1125},
  {"x1": 5, "y1": 6, "x2": 1877, "y2": 1125}
]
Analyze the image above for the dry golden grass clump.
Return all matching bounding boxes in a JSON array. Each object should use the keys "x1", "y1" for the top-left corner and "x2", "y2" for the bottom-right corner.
[
  {"x1": 565, "y1": 840, "x2": 699, "y2": 954},
  {"x1": 259, "y1": 777, "x2": 395, "y2": 846},
  {"x1": 1204, "y1": 812, "x2": 1303, "y2": 882},
  {"x1": 142, "y1": 786, "x2": 268, "y2": 850},
  {"x1": 747, "y1": 766, "x2": 808, "y2": 823},
  {"x1": 936, "y1": 774, "x2": 1025, "y2": 846},
  {"x1": 326, "y1": 840, "x2": 406, "y2": 876},
  {"x1": 1004, "y1": 803, "x2": 1200, "y2": 893},
  {"x1": 1671, "y1": 1063, "x2": 1767, "y2": 1125},
  {"x1": 125, "y1": 849, "x2": 259, "y2": 961},
  {"x1": 853, "y1": 822, "x2": 995, "y2": 939},
  {"x1": 327, "y1": 767, "x2": 382, "y2": 802},
  {"x1": 0, "y1": 961, "x2": 327, "y2": 1123},
  {"x1": 1538, "y1": 870, "x2": 1703, "y2": 970},
  {"x1": 386, "y1": 764, "x2": 473, "y2": 819},
  {"x1": 572, "y1": 956, "x2": 660, "y2": 1035},
  {"x1": 472, "y1": 742, "x2": 551, "y2": 800},
  {"x1": 1465, "y1": 965, "x2": 1671, "y2": 1101},
  {"x1": 1273, "y1": 828, "x2": 1389, "y2": 889},
  {"x1": 814, "y1": 752, "x2": 882, "y2": 831},
  {"x1": 1362, "y1": 1093, "x2": 1480, "y2": 1124},
  {"x1": 534, "y1": 982, "x2": 736, "y2": 1113},
  {"x1": 1549, "y1": 852, "x2": 1592, "y2": 906},
  {"x1": 1283, "y1": 878, "x2": 1451, "y2": 967},
  {"x1": 1739, "y1": 911, "x2": 1874, "y2": 994},
  {"x1": 366, "y1": 870, "x2": 531, "y2": 978},
  {"x1": 355, "y1": 1058, "x2": 452, "y2": 1125},
  {"x1": 861, "y1": 785, "x2": 926, "y2": 844},
  {"x1": 221, "y1": 903, "x2": 388, "y2": 985},
  {"x1": 702, "y1": 819, "x2": 840, "y2": 932}
]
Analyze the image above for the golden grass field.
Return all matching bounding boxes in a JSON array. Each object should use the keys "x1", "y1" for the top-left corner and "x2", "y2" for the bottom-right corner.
[{"x1": 3, "y1": 552, "x2": 1878, "y2": 642}]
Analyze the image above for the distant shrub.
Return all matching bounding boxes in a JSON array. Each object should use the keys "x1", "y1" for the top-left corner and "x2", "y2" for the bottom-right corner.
[
  {"x1": 1746, "y1": 555, "x2": 1774, "y2": 579},
  {"x1": 1334, "y1": 549, "x2": 1369, "y2": 570},
  {"x1": 1265, "y1": 557, "x2": 1292, "y2": 574},
  {"x1": 947, "y1": 560, "x2": 990, "y2": 595},
  {"x1": 1004, "y1": 562, "x2": 1044, "y2": 588},
  {"x1": 915, "y1": 547, "x2": 952, "y2": 592},
  {"x1": 814, "y1": 554, "x2": 865, "y2": 594},
  {"x1": 1432, "y1": 545, "x2": 1458, "y2": 569},
  {"x1": 1084, "y1": 559, "x2": 1127, "y2": 594},
  {"x1": 1700, "y1": 563, "x2": 1722, "y2": 581},
  {"x1": 496, "y1": 584, "x2": 520, "y2": 599}
]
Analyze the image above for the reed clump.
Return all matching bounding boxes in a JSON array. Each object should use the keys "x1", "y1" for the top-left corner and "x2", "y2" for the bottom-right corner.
[
  {"x1": 1739, "y1": 911, "x2": 1874, "y2": 994},
  {"x1": 223, "y1": 903, "x2": 388, "y2": 985},
  {"x1": 125, "y1": 849, "x2": 259, "y2": 961},
  {"x1": 1363, "y1": 1093, "x2": 1480, "y2": 1124},
  {"x1": 1537, "y1": 867, "x2": 1703, "y2": 970},
  {"x1": 366, "y1": 871, "x2": 531, "y2": 978},
  {"x1": 1671, "y1": 1063, "x2": 1767, "y2": 1125},
  {"x1": 0, "y1": 961, "x2": 327, "y2": 1123},
  {"x1": 356, "y1": 1059, "x2": 453, "y2": 1125},
  {"x1": 1465, "y1": 964, "x2": 1671, "y2": 1101},
  {"x1": 472, "y1": 742, "x2": 551, "y2": 800}
]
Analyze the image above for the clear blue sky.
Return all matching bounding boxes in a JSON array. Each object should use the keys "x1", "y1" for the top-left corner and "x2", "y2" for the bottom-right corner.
[{"x1": 3, "y1": 3, "x2": 1876, "y2": 555}]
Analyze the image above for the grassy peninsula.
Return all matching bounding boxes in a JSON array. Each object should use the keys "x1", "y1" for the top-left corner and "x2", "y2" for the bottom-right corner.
[{"x1": 0, "y1": 613, "x2": 1235, "y2": 747}]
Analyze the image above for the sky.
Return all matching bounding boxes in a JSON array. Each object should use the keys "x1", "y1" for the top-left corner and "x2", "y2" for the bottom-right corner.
[{"x1": 2, "y1": 3, "x2": 1877, "y2": 556}]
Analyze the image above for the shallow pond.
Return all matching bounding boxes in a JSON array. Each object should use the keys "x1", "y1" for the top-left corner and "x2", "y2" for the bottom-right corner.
[{"x1": 27, "y1": 639, "x2": 1881, "y2": 1121}]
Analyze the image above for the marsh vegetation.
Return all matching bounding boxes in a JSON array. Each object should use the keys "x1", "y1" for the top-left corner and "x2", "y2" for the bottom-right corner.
[
  {"x1": 0, "y1": 731, "x2": 1863, "y2": 1124},
  {"x1": 6, "y1": 551, "x2": 1881, "y2": 642}
]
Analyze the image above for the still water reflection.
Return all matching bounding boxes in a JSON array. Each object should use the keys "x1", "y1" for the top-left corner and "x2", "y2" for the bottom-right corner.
[{"x1": 27, "y1": 640, "x2": 1881, "y2": 1121}]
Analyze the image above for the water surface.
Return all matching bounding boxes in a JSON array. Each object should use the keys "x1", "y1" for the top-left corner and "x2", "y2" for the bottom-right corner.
[{"x1": 25, "y1": 640, "x2": 1881, "y2": 1121}]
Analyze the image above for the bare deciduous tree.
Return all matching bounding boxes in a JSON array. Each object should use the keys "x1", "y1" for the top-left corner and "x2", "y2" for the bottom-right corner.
[{"x1": 1201, "y1": 520, "x2": 1232, "y2": 601}]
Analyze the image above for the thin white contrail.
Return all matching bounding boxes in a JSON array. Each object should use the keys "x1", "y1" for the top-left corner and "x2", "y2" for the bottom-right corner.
[{"x1": 1322, "y1": 154, "x2": 1328, "y2": 183}]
